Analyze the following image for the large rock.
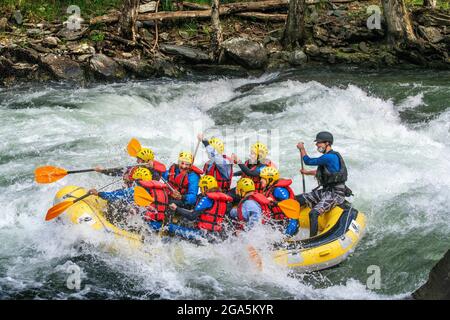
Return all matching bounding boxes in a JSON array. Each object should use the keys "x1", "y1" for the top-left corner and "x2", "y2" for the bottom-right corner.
[
  {"x1": 159, "y1": 44, "x2": 211, "y2": 64},
  {"x1": 40, "y1": 54, "x2": 84, "y2": 81},
  {"x1": 221, "y1": 37, "x2": 268, "y2": 69},
  {"x1": 289, "y1": 49, "x2": 308, "y2": 66},
  {"x1": 89, "y1": 54, "x2": 126, "y2": 80},
  {"x1": 418, "y1": 26, "x2": 444, "y2": 44},
  {"x1": 413, "y1": 250, "x2": 450, "y2": 300}
]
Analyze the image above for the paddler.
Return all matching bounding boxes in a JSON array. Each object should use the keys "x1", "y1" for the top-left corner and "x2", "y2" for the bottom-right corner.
[
  {"x1": 162, "y1": 151, "x2": 202, "y2": 209},
  {"x1": 167, "y1": 175, "x2": 233, "y2": 241},
  {"x1": 198, "y1": 133, "x2": 234, "y2": 193},
  {"x1": 229, "y1": 178, "x2": 271, "y2": 232},
  {"x1": 295, "y1": 131, "x2": 351, "y2": 237},
  {"x1": 95, "y1": 146, "x2": 167, "y2": 187}
]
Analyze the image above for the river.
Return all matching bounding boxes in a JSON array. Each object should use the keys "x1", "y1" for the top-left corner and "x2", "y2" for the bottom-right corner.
[{"x1": 0, "y1": 66, "x2": 449, "y2": 299}]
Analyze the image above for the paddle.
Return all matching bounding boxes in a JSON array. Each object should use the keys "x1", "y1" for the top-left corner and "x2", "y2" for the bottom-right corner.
[
  {"x1": 35, "y1": 165, "x2": 134, "y2": 184},
  {"x1": 299, "y1": 148, "x2": 306, "y2": 194},
  {"x1": 127, "y1": 138, "x2": 142, "y2": 157},
  {"x1": 277, "y1": 199, "x2": 301, "y2": 220},
  {"x1": 45, "y1": 180, "x2": 121, "y2": 221},
  {"x1": 133, "y1": 186, "x2": 155, "y2": 207},
  {"x1": 45, "y1": 193, "x2": 91, "y2": 221}
]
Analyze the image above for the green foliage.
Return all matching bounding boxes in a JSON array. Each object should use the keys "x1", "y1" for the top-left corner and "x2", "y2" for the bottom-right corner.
[
  {"x1": 90, "y1": 30, "x2": 105, "y2": 42},
  {"x1": 182, "y1": 21, "x2": 198, "y2": 37}
]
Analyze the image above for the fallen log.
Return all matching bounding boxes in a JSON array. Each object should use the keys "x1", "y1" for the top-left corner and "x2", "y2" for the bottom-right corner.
[
  {"x1": 90, "y1": 0, "x2": 364, "y2": 25},
  {"x1": 235, "y1": 12, "x2": 287, "y2": 22}
]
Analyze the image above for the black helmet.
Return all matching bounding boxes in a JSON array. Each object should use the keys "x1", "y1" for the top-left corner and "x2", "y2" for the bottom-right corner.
[{"x1": 314, "y1": 131, "x2": 334, "y2": 144}]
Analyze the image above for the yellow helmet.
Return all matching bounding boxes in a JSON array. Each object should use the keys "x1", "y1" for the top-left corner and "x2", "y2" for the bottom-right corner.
[
  {"x1": 251, "y1": 142, "x2": 269, "y2": 160},
  {"x1": 199, "y1": 175, "x2": 218, "y2": 193},
  {"x1": 236, "y1": 178, "x2": 255, "y2": 197},
  {"x1": 178, "y1": 151, "x2": 193, "y2": 164},
  {"x1": 209, "y1": 137, "x2": 224, "y2": 154},
  {"x1": 132, "y1": 167, "x2": 153, "y2": 181},
  {"x1": 259, "y1": 166, "x2": 279, "y2": 185},
  {"x1": 136, "y1": 147, "x2": 154, "y2": 162}
]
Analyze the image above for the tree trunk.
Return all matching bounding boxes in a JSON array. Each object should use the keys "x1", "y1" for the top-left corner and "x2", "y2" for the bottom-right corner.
[
  {"x1": 382, "y1": 0, "x2": 417, "y2": 45},
  {"x1": 423, "y1": 0, "x2": 437, "y2": 9},
  {"x1": 118, "y1": 0, "x2": 140, "y2": 41},
  {"x1": 281, "y1": 0, "x2": 305, "y2": 49},
  {"x1": 211, "y1": 0, "x2": 223, "y2": 62}
]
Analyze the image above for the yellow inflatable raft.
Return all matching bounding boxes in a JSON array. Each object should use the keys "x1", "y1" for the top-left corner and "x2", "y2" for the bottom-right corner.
[
  {"x1": 273, "y1": 204, "x2": 366, "y2": 271},
  {"x1": 53, "y1": 186, "x2": 143, "y2": 248},
  {"x1": 53, "y1": 186, "x2": 366, "y2": 272}
]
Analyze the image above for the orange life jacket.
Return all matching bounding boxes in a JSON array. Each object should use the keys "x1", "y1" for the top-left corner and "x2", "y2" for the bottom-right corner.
[
  {"x1": 202, "y1": 155, "x2": 233, "y2": 192},
  {"x1": 235, "y1": 192, "x2": 271, "y2": 230},
  {"x1": 264, "y1": 179, "x2": 295, "y2": 221},
  {"x1": 196, "y1": 192, "x2": 233, "y2": 232},
  {"x1": 167, "y1": 164, "x2": 203, "y2": 195},
  {"x1": 138, "y1": 180, "x2": 170, "y2": 222}
]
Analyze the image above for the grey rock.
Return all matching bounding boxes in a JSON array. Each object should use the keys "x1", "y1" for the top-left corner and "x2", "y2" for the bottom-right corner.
[
  {"x1": 418, "y1": 26, "x2": 444, "y2": 44},
  {"x1": 40, "y1": 54, "x2": 84, "y2": 81},
  {"x1": 42, "y1": 36, "x2": 60, "y2": 48},
  {"x1": 159, "y1": 44, "x2": 211, "y2": 64},
  {"x1": 67, "y1": 42, "x2": 95, "y2": 55},
  {"x1": 27, "y1": 28, "x2": 43, "y2": 38},
  {"x1": 304, "y1": 44, "x2": 320, "y2": 57},
  {"x1": 413, "y1": 250, "x2": 450, "y2": 300},
  {"x1": 289, "y1": 49, "x2": 308, "y2": 66},
  {"x1": 358, "y1": 41, "x2": 370, "y2": 53},
  {"x1": 56, "y1": 27, "x2": 88, "y2": 41},
  {"x1": 221, "y1": 37, "x2": 268, "y2": 69},
  {"x1": 89, "y1": 54, "x2": 126, "y2": 80}
]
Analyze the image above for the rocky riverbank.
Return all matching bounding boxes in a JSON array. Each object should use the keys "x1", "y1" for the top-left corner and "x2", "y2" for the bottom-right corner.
[{"x1": 0, "y1": 1, "x2": 449, "y2": 86}]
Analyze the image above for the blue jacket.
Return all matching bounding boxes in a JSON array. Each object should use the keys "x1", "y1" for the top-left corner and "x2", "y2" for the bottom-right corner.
[
  {"x1": 98, "y1": 187, "x2": 134, "y2": 203},
  {"x1": 303, "y1": 152, "x2": 341, "y2": 173}
]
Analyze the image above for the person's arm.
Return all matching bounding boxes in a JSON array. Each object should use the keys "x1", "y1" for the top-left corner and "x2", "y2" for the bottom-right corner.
[
  {"x1": 98, "y1": 187, "x2": 134, "y2": 202},
  {"x1": 184, "y1": 172, "x2": 200, "y2": 206},
  {"x1": 162, "y1": 170, "x2": 169, "y2": 181},
  {"x1": 233, "y1": 170, "x2": 243, "y2": 177},
  {"x1": 203, "y1": 140, "x2": 232, "y2": 179},
  {"x1": 237, "y1": 163, "x2": 265, "y2": 178},
  {"x1": 175, "y1": 196, "x2": 214, "y2": 220},
  {"x1": 96, "y1": 167, "x2": 126, "y2": 177}
]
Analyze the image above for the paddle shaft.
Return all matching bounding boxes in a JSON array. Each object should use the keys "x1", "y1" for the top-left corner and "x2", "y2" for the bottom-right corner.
[
  {"x1": 300, "y1": 153, "x2": 306, "y2": 193},
  {"x1": 192, "y1": 139, "x2": 201, "y2": 164}
]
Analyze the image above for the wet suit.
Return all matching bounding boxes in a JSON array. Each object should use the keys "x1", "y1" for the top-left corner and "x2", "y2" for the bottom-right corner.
[{"x1": 201, "y1": 139, "x2": 233, "y2": 191}]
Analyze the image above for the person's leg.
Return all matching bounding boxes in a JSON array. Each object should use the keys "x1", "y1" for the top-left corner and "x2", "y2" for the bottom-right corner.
[
  {"x1": 295, "y1": 189, "x2": 323, "y2": 208},
  {"x1": 309, "y1": 190, "x2": 344, "y2": 237}
]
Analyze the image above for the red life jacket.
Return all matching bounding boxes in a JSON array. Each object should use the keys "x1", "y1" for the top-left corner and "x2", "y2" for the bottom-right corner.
[
  {"x1": 241, "y1": 159, "x2": 276, "y2": 193},
  {"x1": 202, "y1": 155, "x2": 233, "y2": 191},
  {"x1": 168, "y1": 164, "x2": 203, "y2": 195},
  {"x1": 138, "y1": 180, "x2": 169, "y2": 222},
  {"x1": 123, "y1": 160, "x2": 167, "y2": 186},
  {"x1": 264, "y1": 179, "x2": 295, "y2": 221},
  {"x1": 196, "y1": 192, "x2": 233, "y2": 232},
  {"x1": 235, "y1": 193, "x2": 271, "y2": 230}
]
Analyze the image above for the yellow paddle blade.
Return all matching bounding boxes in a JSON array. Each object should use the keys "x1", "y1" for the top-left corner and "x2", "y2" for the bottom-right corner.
[
  {"x1": 35, "y1": 166, "x2": 68, "y2": 184},
  {"x1": 134, "y1": 186, "x2": 154, "y2": 207},
  {"x1": 127, "y1": 138, "x2": 142, "y2": 157},
  {"x1": 45, "y1": 200, "x2": 74, "y2": 221},
  {"x1": 278, "y1": 199, "x2": 301, "y2": 220}
]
